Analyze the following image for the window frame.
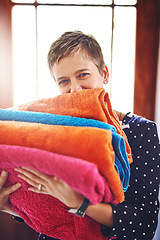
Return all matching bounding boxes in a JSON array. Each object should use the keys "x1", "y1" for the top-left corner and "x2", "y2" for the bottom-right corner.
[
  {"x1": 11, "y1": 0, "x2": 138, "y2": 110},
  {"x1": 0, "y1": 0, "x2": 159, "y2": 121}
]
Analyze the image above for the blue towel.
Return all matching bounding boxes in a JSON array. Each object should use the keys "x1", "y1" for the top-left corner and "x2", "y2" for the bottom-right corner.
[{"x1": 0, "y1": 108, "x2": 130, "y2": 192}]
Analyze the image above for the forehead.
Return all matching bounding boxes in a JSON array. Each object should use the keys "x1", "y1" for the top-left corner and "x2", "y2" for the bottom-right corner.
[{"x1": 52, "y1": 50, "x2": 97, "y2": 77}]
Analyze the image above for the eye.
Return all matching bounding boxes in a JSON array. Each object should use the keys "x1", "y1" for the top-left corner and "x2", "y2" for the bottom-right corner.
[
  {"x1": 58, "y1": 79, "x2": 69, "y2": 86},
  {"x1": 78, "y1": 72, "x2": 90, "y2": 78}
]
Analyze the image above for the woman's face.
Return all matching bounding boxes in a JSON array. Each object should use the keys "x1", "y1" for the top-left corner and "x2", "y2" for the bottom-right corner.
[{"x1": 51, "y1": 50, "x2": 109, "y2": 94}]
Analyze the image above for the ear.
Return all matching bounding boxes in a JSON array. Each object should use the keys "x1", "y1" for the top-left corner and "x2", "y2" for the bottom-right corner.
[{"x1": 103, "y1": 65, "x2": 109, "y2": 84}]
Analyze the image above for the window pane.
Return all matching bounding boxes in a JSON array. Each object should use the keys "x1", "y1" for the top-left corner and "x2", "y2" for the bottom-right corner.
[
  {"x1": 12, "y1": 4, "x2": 136, "y2": 112},
  {"x1": 12, "y1": 6, "x2": 37, "y2": 106},
  {"x1": 114, "y1": 0, "x2": 137, "y2": 5},
  {"x1": 111, "y1": 6, "x2": 136, "y2": 113},
  {"x1": 37, "y1": 6, "x2": 112, "y2": 98},
  {"x1": 37, "y1": 0, "x2": 112, "y2": 5},
  {"x1": 11, "y1": 0, "x2": 35, "y2": 3}
]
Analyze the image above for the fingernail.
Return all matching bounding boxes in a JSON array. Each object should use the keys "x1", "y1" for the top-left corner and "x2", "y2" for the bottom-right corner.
[
  {"x1": 14, "y1": 168, "x2": 20, "y2": 172},
  {"x1": 17, "y1": 183, "x2": 22, "y2": 187},
  {"x1": 2, "y1": 170, "x2": 7, "y2": 175},
  {"x1": 53, "y1": 176, "x2": 57, "y2": 181}
]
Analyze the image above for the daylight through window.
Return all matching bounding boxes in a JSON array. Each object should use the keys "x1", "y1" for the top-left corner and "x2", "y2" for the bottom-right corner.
[{"x1": 11, "y1": 0, "x2": 137, "y2": 113}]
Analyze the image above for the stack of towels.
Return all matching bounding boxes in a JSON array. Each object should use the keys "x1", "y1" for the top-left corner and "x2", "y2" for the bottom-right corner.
[{"x1": 0, "y1": 88, "x2": 132, "y2": 240}]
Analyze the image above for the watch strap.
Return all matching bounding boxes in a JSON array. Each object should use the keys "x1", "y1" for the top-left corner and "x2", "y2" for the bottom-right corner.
[{"x1": 68, "y1": 197, "x2": 90, "y2": 217}]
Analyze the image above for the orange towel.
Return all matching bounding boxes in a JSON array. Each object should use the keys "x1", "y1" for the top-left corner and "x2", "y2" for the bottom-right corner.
[
  {"x1": 0, "y1": 121, "x2": 124, "y2": 202},
  {"x1": 15, "y1": 88, "x2": 132, "y2": 164}
]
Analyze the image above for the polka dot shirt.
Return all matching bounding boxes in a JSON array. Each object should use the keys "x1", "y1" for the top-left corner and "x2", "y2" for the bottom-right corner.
[
  {"x1": 38, "y1": 114, "x2": 160, "y2": 240},
  {"x1": 101, "y1": 113, "x2": 160, "y2": 239}
]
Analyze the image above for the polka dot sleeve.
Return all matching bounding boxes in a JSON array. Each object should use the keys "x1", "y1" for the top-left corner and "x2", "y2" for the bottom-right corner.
[{"x1": 101, "y1": 113, "x2": 160, "y2": 240}]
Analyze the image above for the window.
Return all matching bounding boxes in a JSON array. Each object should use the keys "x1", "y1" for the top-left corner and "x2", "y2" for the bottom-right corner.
[{"x1": 11, "y1": 0, "x2": 137, "y2": 113}]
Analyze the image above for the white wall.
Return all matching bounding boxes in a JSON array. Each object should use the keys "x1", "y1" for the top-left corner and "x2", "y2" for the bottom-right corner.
[
  {"x1": 153, "y1": 28, "x2": 160, "y2": 240},
  {"x1": 153, "y1": 35, "x2": 160, "y2": 240}
]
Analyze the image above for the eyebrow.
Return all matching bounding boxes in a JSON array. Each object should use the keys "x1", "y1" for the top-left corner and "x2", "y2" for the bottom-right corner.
[{"x1": 75, "y1": 68, "x2": 90, "y2": 75}]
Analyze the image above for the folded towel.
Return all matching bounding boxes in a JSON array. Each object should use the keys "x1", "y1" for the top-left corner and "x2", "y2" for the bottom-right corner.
[
  {"x1": 0, "y1": 145, "x2": 116, "y2": 240},
  {"x1": 0, "y1": 108, "x2": 130, "y2": 192},
  {"x1": 14, "y1": 88, "x2": 132, "y2": 165},
  {"x1": 0, "y1": 120, "x2": 125, "y2": 203},
  {"x1": 0, "y1": 88, "x2": 132, "y2": 239},
  {"x1": 1, "y1": 144, "x2": 114, "y2": 205}
]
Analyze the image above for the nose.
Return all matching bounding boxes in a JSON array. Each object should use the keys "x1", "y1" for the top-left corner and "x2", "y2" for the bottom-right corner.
[{"x1": 70, "y1": 82, "x2": 82, "y2": 93}]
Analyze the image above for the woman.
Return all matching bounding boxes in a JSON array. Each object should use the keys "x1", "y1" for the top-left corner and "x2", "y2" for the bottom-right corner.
[{"x1": 0, "y1": 31, "x2": 159, "y2": 240}]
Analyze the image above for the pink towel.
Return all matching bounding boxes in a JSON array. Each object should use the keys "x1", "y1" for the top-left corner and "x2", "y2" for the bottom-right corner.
[
  {"x1": 0, "y1": 121, "x2": 125, "y2": 203},
  {"x1": 0, "y1": 145, "x2": 116, "y2": 239}
]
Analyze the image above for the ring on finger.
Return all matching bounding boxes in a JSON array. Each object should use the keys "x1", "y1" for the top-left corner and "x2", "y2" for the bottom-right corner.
[{"x1": 38, "y1": 184, "x2": 42, "y2": 191}]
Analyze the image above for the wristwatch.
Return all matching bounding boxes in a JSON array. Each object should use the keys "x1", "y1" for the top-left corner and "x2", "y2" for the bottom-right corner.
[{"x1": 68, "y1": 197, "x2": 90, "y2": 217}]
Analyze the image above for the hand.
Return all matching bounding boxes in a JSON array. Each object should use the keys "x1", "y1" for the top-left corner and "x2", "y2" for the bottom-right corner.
[
  {"x1": 15, "y1": 166, "x2": 83, "y2": 208},
  {"x1": 14, "y1": 167, "x2": 114, "y2": 227},
  {"x1": 0, "y1": 170, "x2": 21, "y2": 215}
]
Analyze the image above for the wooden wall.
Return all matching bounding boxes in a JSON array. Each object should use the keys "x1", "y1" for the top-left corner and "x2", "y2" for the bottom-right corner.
[
  {"x1": 134, "y1": 0, "x2": 160, "y2": 120},
  {"x1": 0, "y1": 212, "x2": 39, "y2": 240},
  {"x1": 0, "y1": 0, "x2": 13, "y2": 108}
]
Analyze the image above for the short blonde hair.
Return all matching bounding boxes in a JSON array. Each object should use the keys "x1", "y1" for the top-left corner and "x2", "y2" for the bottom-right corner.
[{"x1": 47, "y1": 31, "x2": 105, "y2": 75}]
